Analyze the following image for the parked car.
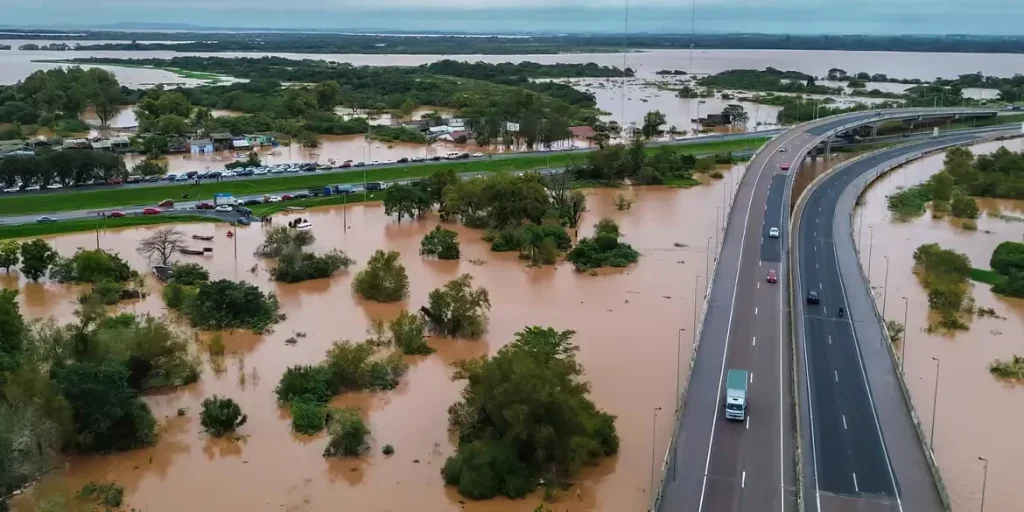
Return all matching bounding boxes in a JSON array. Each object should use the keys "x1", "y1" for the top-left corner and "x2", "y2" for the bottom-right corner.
[
  {"x1": 429, "y1": 156, "x2": 442, "y2": 161},
  {"x1": 145, "y1": 176, "x2": 161, "y2": 182},
  {"x1": 267, "y1": 196, "x2": 282, "y2": 203},
  {"x1": 397, "y1": 157, "x2": 409, "y2": 163},
  {"x1": 109, "y1": 211, "x2": 126, "y2": 218},
  {"x1": 354, "y1": 161, "x2": 366, "y2": 167},
  {"x1": 107, "y1": 177, "x2": 123, "y2": 185},
  {"x1": 165, "y1": 174, "x2": 178, "y2": 182},
  {"x1": 215, "y1": 205, "x2": 233, "y2": 212},
  {"x1": 281, "y1": 194, "x2": 294, "y2": 200},
  {"x1": 158, "y1": 199, "x2": 175, "y2": 208},
  {"x1": 143, "y1": 208, "x2": 161, "y2": 215},
  {"x1": 472, "y1": 152, "x2": 484, "y2": 157},
  {"x1": 294, "y1": 192, "x2": 310, "y2": 199},
  {"x1": 36, "y1": 216, "x2": 57, "y2": 223},
  {"x1": 243, "y1": 198, "x2": 262, "y2": 206},
  {"x1": 196, "y1": 202, "x2": 215, "y2": 210},
  {"x1": 766, "y1": 270, "x2": 778, "y2": 283},
  {"x1": 175, "y1": 175, "x2": 189, "y2": 182}
]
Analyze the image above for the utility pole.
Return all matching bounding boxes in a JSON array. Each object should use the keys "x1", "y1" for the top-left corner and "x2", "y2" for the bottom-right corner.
[
  {"x1": 978, "y1": 456, "x2": 989, "y2": 512},
  {"x1": 882, "y1": 255, "x2": 890, "y2": 318},
  {"x1": 650, "y1": 407, "x2": 662, "y2": 498},
  {"x1": 867, "y1": 226, "x2": 875, "y2": 279},
  {"x1": 901, "y1": 297, "x2": 909, "y2": 371},
  {"x1": 930, "y1": 357, "x2": 940, "y2": 452}
]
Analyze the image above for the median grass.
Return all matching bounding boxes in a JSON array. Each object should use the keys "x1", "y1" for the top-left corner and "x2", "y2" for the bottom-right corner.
[
  {"x1": 0, "y1": 137, "x2": 768, "y2": 217},
  {"x1": 0, "y1": 214, "x2": 222, "y2": 240}
]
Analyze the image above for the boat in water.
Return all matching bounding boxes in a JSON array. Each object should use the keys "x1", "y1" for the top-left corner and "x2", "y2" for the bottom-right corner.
[
  {"x1": 191, "y1": 234, "x2": 214, "y2": 241},
  {"x1": 181, "y1": 247, "x2": 213, "y2": 255},
  {"x1": 296, "y1": 221, "x2": 313, "y2": 229}
]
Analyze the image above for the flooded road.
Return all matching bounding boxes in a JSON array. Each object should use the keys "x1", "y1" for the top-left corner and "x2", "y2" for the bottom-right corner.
[
  {"x1": 8, "y1": 169, "x2": 744, "y2": 511},
  {"x1": 854, "y1": 138, "x2": 1024, "y2": 512}
]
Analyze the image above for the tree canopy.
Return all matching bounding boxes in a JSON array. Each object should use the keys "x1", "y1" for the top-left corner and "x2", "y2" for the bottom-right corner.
[{"x1": 442, "y1": 326, "x2": 618, "y2": 500}]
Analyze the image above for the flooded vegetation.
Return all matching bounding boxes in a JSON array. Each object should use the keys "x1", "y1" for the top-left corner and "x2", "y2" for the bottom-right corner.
[
  {"x1": 855, "y1": 138, "x2": 1024, "y2": 512},
  {"x1": 4, "y1": 167, "x2": 740, "y2": 511}
]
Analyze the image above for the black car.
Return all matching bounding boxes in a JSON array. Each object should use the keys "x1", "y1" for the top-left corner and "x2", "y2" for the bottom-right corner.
[
  {"x1": 397, "y1": 157, "x2": 409, "y2": 163},
  {"x1": 294, "y1": 192, "x2": 311, "y2": 199},
  {"x1": 429, "y1": 156, "x2": 442, "y2": 161},
  {"x1": 807, "y1": 291, "x2": 820, "y2": 305},
  {"x1": 237, "y1": 170, "x2": 254, "y2": 177},
  {"x1": 364, "y1": 182, "x2": 384, "y2": 191},
  {"x1": 145, "y1": 176, "x2": 161, "y2": 182},
  {"x1": 355, "y1": 162, "x2": 366, "y2": 167},
  {"x1": 243, "y1": 198, "x2": 262, "y2": 206}
]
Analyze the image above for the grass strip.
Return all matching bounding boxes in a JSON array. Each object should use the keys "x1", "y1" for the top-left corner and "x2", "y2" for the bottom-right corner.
[
  {"x1": 0, "y1": 214, "x2": 222, "y2": 240},
  {"x1": 969, "y1": 267, "x2": 1006, "y2": 286},
  {"x1": 0, "y1": 137, "x2": 767, "y2": 217}
]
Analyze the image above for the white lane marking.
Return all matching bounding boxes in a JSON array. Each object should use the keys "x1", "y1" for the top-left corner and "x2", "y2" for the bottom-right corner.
[
  {"x1": 819, "y1": 282, "x2": 822, "y2": 289},
  {"x1": 752, "y1": 336, "x2": 757, "y2": 346},
  {"x1": 828, "y1": 335, "x2": 832, "y2": 345},
  {"x1": 746, "y1": 416, "x2": 750, "y2": 429},
  {"x1": 750, "y1": 373, "x2": 754, "y2": 384},
  {"x1": 830, "y1": 200, "x2": 904, "y2": 511},
  {"x1": 757, "y1": 282, "x2": 760, "y2": 289},
  {"x1": 843, "y1": 415, "x2": 848, "y2": 430},
  {"x1": 742, "y1": 471, "x2": 747, "y2": 488},
  {"x1": 853, "y1": 472, "x2": 860, "y2": 492},
  {"x1": 697, "y1": 132, "x2": 797, "y2": 512},
  {"x1": 834, "y1": 370, "x2": 839, "y2": 382},
  {"x1": 755, "y1": 306, "x2": 758, "y2": 315},
  {"x1": 824, "y1": 306, "x2": 828, "y2": 315}
]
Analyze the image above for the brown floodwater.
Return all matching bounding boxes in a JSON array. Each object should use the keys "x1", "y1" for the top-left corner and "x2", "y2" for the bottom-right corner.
[
  {"x1": 854, "y1": 138, "x2": 1024, "y2": 512},
  {"x1": 8, "y1": 168, "x2": 743, "y2": 512}
]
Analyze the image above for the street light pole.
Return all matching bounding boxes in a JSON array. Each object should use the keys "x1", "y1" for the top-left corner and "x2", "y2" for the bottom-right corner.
[
  {"x1": 650, "y1": 407, "x2": 663, "y2": 496},
  {"x1": 901, "y1": 297, "x2": 909, "y2": 371},
  {"x1": 706, "y1": 237, "x2": 713, "y2": 282},
  {"x1": 676, "y1": 328, "x2": 683, "y2": 413},
  {"x1": 930, "y1": 357, "x2": 940, "y2": 452},
  {"x1": 978, "y1": 456, "x2": 989, "y2": 512},
  {"x1": 882, "y1": 255, "x2": 890, "y2": 318},
  {"x1": 867, "y1": 226, "x2": 875, "y2": 280},
  {"x1": 716, "y1": 207, "x2": 721, "y2": 254}
]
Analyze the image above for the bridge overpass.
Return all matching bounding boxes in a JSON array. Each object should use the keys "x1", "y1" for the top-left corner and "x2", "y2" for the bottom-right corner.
[{"x1": 652, "y1": 107, "x2": 1002, "y2": 512}]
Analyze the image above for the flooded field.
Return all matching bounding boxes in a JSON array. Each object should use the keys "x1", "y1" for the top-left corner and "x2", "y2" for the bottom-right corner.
[
  {"x1": 7, "y1": 170, "x2": 744, "y2": 511},
  {"x1": 854, "y1": 138, "x2": 1024, "y2": 512}
]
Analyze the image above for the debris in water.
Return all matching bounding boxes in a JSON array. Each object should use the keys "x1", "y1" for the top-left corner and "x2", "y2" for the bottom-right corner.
[
  {"x1": 673, "y1": 242, "x2": 688, "y2": 248},
  {"x1": 295, "y1": 331, "x2": 307, "y2": 338},
  {"x1": 285, "y1": 337, "x2": 298, "y2": 345}
]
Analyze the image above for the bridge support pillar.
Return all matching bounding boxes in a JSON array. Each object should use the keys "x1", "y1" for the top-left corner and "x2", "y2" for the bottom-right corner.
[
  {"x1": 825, "y1": 137, "x2": 832, "y2": 159},
  {"x1": 870, "y1": 124, "x2": 879, "y2": 137}
]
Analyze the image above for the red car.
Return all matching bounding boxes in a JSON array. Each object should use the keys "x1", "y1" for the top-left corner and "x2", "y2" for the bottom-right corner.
[
  {"x1": 158, "y1": 199, "x2": 175, "y2": 208},
  {"x1": 780, "y1": 162, "x2": 791, "y2": 171},
  {"x1": 107, "y1": 177, "x2": 123, "y2": 185},
  {"x1": 196, "y1": 202, "x2": 215, "y2": 210},
  {"x1": 281, "y1": 194, "x2": 294, "y2": 201},
  {"x1": 109, "y1": 211, "x2": 126, "y2": 218},
  {"x1": 766, "y1": 270, "x2": 778, "y2": 283},
  {"x1": 143, "y1": 207, "x2": 161, "y2": 215}
]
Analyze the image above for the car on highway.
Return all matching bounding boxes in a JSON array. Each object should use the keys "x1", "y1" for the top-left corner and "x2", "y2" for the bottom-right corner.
[
  {"x1": 267, "y1": 196, "x2": 282, "y2": 203},
  {"x1": 472, "y1": 152, "x2": 484, "y2": 157},
  {"x1": 143, "y1": 208, "x2": 161, "y2": 215},
  {"x1": 215, "y1": 205, "x2": 233, "y2": 212},
  {"x1": 807, "y1": 290, "x2": 820, "y2": 304},
  {"x1": 36, "y1": 216, "x2": 57, "y2": 223},
  {"x1": 397, "y1": 157, "x2": 409, "y2": 163},
  {"x1": 354, "y1": 161, "x2": 366, "y2": 167},
  {"x1": 364, "y1": 182, "x2": 384, "y2": 191},
  {"x1": 175, "y1": 175, "x2": 190, "y2": 182},
  {"x1": 281, "y1": 194, "x2": 294, "y2": 201},
  {"x1": 769, "y1": 227, "x2": 780, "y2": 238},
  {"x1": 243, "y1": 198, "x2": 262, "y2": 206},
  {"x1": 780, "y1": 162, "x2": 791, "y2": 171},
  {"x1": 196, "y1": 202, "x2": 215, "y2": 210},
  {"x1": 109, "y1": 211, "x2": 126, "y2": 218},
  {"x1": 145, "y1": 176, "x2": 161, "y2": 183},
  {"x1": 766, "y1": 270, "x2": 778, "y2": 283},
  {"x1": 779, "y1": 146, "x2": 788, "y2": 152},
  {"x1": 158, "y1": 199, "x2": 175, "y2": 208}
]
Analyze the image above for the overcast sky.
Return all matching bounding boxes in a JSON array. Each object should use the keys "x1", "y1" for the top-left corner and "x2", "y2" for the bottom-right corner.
[{"x1": 3, "y1": 0, "x2": 1019, "y2": 35}]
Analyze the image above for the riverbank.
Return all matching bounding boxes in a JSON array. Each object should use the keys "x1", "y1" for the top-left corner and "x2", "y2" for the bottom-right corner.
[
  {"x1": 0, "y1": 136, "x2": 766, "y2": 217},
  {"x1": 0, "y1": 214, "x2": 221, "y2": 240}
]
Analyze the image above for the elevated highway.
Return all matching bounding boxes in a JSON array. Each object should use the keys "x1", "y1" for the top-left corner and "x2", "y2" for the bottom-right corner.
[{"x1": 653, "y1": 107, "x2": 1002, "y2": 512}]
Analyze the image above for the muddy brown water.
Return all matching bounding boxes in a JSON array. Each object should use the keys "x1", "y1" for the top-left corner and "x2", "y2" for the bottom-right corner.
[
  {"x1": 7, "y1": 169, "x2": 748, "y2": 512},
  {"x1": 854, "y1": 139, "x2": 1024, "y2": 512}
]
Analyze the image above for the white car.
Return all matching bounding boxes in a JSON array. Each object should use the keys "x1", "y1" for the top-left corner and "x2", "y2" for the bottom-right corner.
[
  {"x1": 411, "y1": 156, "x2": 424, "y2": 162},
  {"x1": 45, "y1": 183, "x2": 63, "y2": 189},
  {"x1": 215, "y1": 205, "x2": 233, "y2": 212},
  {"x1": 254, "y1": 169, "x2": 269, "y2": 175},
  {"x1": 369, "y1": 160, "x2": 381, "y2": 165},
  {"x1": 471, "y1": 152, "x2": 484, "y2": 157},
  {"x1": 382, "y1": 159, "x2": 395, "y2": 165},
  {"x1": 769, "y1": 227, "x2": 780, "y2": 238},
  {"x1": 222, "y1": 171, "x2": 236, "y2": 178},
  {"x1": 779, "y1": 146, "x2": 788, "y2": 153},
  {"x1": 268, "y1": 196, "x2": 282, "y2": 203}
]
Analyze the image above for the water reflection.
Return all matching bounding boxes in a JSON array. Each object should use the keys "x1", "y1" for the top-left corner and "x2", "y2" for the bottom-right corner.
[
  {"x1": 12, "y1": 168, "x2": 742, "y2": 511},
  {"x1": 855, "y1": 138, "x2": 1024, "y2": 512}
]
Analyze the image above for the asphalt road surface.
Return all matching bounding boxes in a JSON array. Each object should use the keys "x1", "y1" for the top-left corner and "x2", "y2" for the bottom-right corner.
[
  {"x1": 655, "y1": 107, "x2": 1001, "y2": 512},
  {"x1": 793, "y1": 132, "x2": 1009, "y2": 512}
]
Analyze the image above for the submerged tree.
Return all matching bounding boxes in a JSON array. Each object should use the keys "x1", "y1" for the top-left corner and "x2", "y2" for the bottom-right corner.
[
  {"x1": 423, "y1": 274, "x2": 491, "y2": 339},
  {"x1": 200, "y1": 396, "x2": 247, "y2": 437},
  {"x1": 420, "y1": 226, "x2": 461, "y2": 260},
  {"x1": 137, "y1": 228, "x2": 186, "y2": 267},
  {"x1": 352, "y1": 250, "x2": 409, "y2": 302},
  {"x1": 441, "y1": 327, "x2": 618, "y2": 500}
]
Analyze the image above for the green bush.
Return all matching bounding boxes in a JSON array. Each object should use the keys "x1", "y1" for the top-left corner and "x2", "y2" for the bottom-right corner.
[
  {"x1": 162, "y1": 282, "x2": 198, "y2": 310},
  {"x1": 950, "y1": 191, "x2": 979, "y2": 219},
  {"x1": 323, "y1": 407, "x2": 369, "y2": 457},
  {"x1": 169, "y1": 262, "x2": 209, "y2": 286},
  {"x1": 291, "y1": 399, "x2": 329, "y2": 435},
  {"x1": 389, "y1": 310, "x2": 434, "y2": 355},
  {"x1": 566, "y1": 219, "x2": 640, "y2": 272},
  {"x1": 275, "y1": 365, "x2": 335, "y2": 404},
  {"x1": 420, "y1": 226, "x2": 461, "y2": 260},
  {"x1": 78, "y1": 482, "x2": 124, "y2": 508},
  {"x1": 200, "y1": 395, "x2": 247, "y2": 437},
  {"x1": 185, "y1": 279, "x2": 280, "y2": 333},
  {"x1": 49, "y1": 248, "x2": 137, "y2": 284},
  {"x1": 990, "y1": 241, "x2": 1024, "y2": 276},
  {"x1": 993, "y1": 271, "x2": 1024, "y2": 298},
  {"x1": 271, "y1": 249, "x2": 354, "y2": 283},
  {"x1": 352, "y1": 250, "x2": 409, "y2": 302}
]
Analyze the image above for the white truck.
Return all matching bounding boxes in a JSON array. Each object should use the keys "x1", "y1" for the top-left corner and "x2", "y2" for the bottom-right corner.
[{"x1": 725, "y1": 369, "x2": 749, "y2": 421}]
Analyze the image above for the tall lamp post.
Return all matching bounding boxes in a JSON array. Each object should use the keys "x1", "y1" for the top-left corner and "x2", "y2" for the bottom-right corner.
[
  {"x1": 650, "y1": 407, "x2": 663, "y2": 497},
  {"x1": 882, "y1": 255, "x2": 890, "y2": 318},
  {"x1": 900, "y1": 297, "x2": 909, "y2": 371},
  {"x1": 867, "y1": 226, "x2": 875, "y2": 279},
  {"x1": 978, "y1": 456, "x2": 989, "y2": 512},
  {"x1": 676, "y1": 329, "x2": 684, "y2": 413},
  {"x1": 706, "y1": 237, "x2": 713, "y2": 283},
  {"x1": 930, "y1": 357, "x2": 940, "y2": 452}
]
